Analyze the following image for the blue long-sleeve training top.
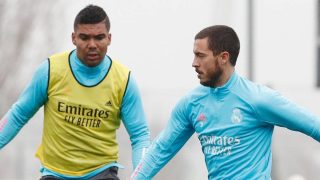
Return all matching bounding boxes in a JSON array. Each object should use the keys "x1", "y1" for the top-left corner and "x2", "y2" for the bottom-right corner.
[
  {"x1": 132, "y1": 72, "x2": 320, "y2": 180},
  {"x1": 0, "y1": 50, "x2": 150, "y2": 179}
]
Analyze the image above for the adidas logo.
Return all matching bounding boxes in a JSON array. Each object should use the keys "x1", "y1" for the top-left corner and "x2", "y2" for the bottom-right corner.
[
  {"x1": 197, "y1": 113, "x2": 206, "y2": 127},
  {"x1": 105, "y1": 101, "x2": 112, "y2": 106},
  {"x1": 197, "y1": 113, "x2": 206, "y2": 121}
]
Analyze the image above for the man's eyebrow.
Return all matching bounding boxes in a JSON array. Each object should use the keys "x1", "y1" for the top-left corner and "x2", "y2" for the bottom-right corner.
[
  {"x1": 78, "y1": 33, "x2": 106, "y2": 37},
  {"x1": 78, "y1": 33, "x2": 89, "y2": 37},
  {"x1": 95, "y1": 34, "x2": 106, "y2": 37},
  {"x1": 194, "y1": 51, "x2": 204, "y2": 55}
]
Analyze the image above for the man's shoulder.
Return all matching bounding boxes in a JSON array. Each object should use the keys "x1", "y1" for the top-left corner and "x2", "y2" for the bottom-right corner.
[
  {"x1": 231, "y1": 75, "x2": 261, "y2": 94},
  {"x1": 49, "y1": 50, "x2": 72, "y2": 60},
  {"x1": 181, "y1": 85, "x2": 209, "y2": 103},
  {"x1": 231, "y1": 75, "x2": 279, "y2": 106},
  {"x1": 109, "y1": 57, "x2": 130, "y2": 72}
]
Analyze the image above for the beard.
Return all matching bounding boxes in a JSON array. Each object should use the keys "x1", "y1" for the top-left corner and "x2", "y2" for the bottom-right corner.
[{"x1": 200, "y1": 63, "x2": 223, "y2": 88}]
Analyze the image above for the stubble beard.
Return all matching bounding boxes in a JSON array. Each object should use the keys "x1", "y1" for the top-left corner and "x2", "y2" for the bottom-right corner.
[{"x1": 200, "y1": 65, "x2": 223, "y2": 88}]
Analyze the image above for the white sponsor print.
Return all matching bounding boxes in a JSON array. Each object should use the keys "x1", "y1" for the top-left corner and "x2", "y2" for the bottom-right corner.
[
  {"x1": 203, "y1": 145, "x2": 233, "y2": 156},
  {"x1": 199, "y1": 135, "x2": 240, "y2": 156}
]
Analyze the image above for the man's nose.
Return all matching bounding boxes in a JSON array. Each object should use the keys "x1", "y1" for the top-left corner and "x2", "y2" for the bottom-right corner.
[
  {"x1": 88, "y1": 39, "x2": 97, "y2": 48},
  {"x1": 192, "y1": 58, "x2": 199, "y2": 67}
]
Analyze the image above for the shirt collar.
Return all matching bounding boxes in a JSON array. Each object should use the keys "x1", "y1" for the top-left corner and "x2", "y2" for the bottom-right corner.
[
  {"x1": 209, "y1": 72, "x2": 238, "y2": 96},
  {"x1": 70, "y1": 50, "x2": 110, "y2": 75}
]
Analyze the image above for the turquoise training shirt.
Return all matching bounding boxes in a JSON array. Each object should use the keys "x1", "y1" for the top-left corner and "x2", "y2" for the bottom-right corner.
[
  {"x1": 133, "y1": 72, "x2": 320, "y2": 180},
  {"x1": 0, "y1": 50, "x2": 150, "y2": 179}
]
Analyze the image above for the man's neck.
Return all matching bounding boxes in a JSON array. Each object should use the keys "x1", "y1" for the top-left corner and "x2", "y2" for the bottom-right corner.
[{"x1": 214, "y1": 67, "x2": 235, "y2": 87}]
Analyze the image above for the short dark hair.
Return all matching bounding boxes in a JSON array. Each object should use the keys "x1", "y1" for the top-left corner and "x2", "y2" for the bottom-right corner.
[
  {"x1": 74, "y1": 5, "x2": 110, "y2": 31},
  {"x1": 195, "y1": 25, "x2": 240, "y2": 66}
]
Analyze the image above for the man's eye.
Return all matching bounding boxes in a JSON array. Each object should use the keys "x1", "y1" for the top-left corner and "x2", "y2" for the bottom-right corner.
[
  {"x1": 80, "y1": 36, "x2": 89, "y2": 40},
  {"x1": 195, "y1": 53, "x2": 204, "y2": 58},
  {"x1": 95, "y1": 36, "x2": 105, "y2": 40}
]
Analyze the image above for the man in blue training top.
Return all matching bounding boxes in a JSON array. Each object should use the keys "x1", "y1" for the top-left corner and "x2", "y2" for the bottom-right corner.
[
  {"x1": 131, "y1": 25, "x2": 320, "y2": 179},
  {"x1": 0, "y1": 4, "x2": 150, "y2": 180}
]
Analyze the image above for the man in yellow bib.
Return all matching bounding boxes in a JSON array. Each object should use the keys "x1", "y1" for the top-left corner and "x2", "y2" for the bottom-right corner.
[{"x1": 0, "y1": 5, "x2": 150, "y2": 180}]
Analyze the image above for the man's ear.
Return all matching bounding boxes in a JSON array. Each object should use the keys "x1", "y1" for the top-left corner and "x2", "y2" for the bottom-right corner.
[
  {"x1": 71, "y1": 32, "x2": 76, "y2": 45},
  {"x1": 219, "y1": 51, "x2": 230, "y2": 65},
  {"x1": 107, "y1": 33, "x2": 112, "y2": 45}
]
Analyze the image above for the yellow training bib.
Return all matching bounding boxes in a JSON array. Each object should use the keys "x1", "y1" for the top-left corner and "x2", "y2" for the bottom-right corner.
[{"x1": 36, "y1": 51, "x2": 130, "y2": 176}]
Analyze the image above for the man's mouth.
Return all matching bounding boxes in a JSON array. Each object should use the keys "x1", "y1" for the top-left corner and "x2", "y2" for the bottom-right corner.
[
  {"x1": 87, "y1": 53, "x2": 99, "y2": 60},
  {"x1": 195, "y1": 69, "x2": 202, "y2": 75}
]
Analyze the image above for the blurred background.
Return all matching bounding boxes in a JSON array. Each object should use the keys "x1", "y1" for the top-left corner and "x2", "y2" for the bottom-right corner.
[{"x1": 0, "y1": 0, "x2": 319, "y2": 179}]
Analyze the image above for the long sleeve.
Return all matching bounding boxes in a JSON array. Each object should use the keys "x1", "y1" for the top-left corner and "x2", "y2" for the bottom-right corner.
[
  {"x1": 120, "y1": 75, "x2": 150, "y2": 169},
  {"x1": 254, "y1": 86, "x2": 320, "y2": 141},
  {"x1": 0, "y1": 60, "x2": 48, "y2": 149},
  {"x1": 131, "y1": 97, "x2": 195, "y2": 180}
]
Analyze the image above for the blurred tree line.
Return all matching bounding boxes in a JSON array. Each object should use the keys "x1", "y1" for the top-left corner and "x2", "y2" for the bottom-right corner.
[
  {"x1": 0, "y1": 0, "x2": 64, "y2": 115},
  {"x1": 0, "y1": 0, "x2": 65, "y2": 179}
]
